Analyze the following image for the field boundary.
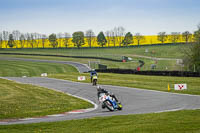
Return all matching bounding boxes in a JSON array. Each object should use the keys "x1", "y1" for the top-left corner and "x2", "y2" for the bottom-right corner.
[
  {"x1": 0, "y1": 53, "x2": 122, "y2": 62},
  {"x1": 96, "y1": 68, "x2": 200, "y2": 77}
]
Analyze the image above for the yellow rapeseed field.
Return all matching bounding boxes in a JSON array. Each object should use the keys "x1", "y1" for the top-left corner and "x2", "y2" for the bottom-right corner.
[{"x1": 0, "y1": 35, "x2": 193, "y2": 48}]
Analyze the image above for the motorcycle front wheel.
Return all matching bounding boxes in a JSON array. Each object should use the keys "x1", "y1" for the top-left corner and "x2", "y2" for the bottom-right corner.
[{"x1": 117, "y1": 103, "x2": 123, "y2": 110}]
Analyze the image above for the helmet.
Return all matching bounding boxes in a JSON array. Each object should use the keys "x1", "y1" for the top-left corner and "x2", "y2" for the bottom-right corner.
[{"x1": 97, "y1": 86, "x2": 101, "y2": 91}]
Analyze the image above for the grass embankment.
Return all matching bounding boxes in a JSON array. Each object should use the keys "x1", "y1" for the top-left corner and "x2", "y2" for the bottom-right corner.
[
  {"x1": 0, "y1": 53, "x2": 181, "y2": 71},
  {"x1": 51, "y1": 73, "x2": 200, "y2": 95},
  {"x1": 0, "y1": 44, "x2": 185, "y2": 59},
  {"x1": 0, "y1": 78, "x2": 93, "y2": 120},
  {"x1": 1, "y1": 110, "x2": 200, "y2": 133},
  {"x1": 0, "y1": 43, "x2": 187, "y2": 71},
  {"x1": 0, "y1": 59, "x2": 198, "y2": 95},
  {"x1": 0, "y1": 60, "x2": 92, "y2": 119},
  {"x1": 0, "y1": 60, "x2": 77, "y2": 77}
]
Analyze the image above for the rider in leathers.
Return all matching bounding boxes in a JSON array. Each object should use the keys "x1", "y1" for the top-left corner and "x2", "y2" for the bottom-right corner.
[
  {"x1": 97, "y1": 86, "x2": 119, "y2": 103},
  {"x1": 90, "y1": 69, "x2": 97, "y2": 83}
]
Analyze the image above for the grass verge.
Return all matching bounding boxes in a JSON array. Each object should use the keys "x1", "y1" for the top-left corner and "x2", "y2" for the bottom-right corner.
[
  {"x1": 0, "y1": 110, "x2": 200, "y2": 133},
  {"x1": 0, "y1": 60, "x2": 78, "y2": 77},
  {"x1": 50, "y1": 73, "x2": 200, "y2": 95},
  {"x1": 0, "y1": 78, "x2": 93, "y2": 120}
]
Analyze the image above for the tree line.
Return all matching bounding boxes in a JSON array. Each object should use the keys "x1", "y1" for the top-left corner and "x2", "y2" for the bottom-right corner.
[
  {"x1": 0, "y1": 26, "x2": 199, "y2": 49},
  {"x1": 183, "y1": 24, "x2": 200, "y2": 72}
]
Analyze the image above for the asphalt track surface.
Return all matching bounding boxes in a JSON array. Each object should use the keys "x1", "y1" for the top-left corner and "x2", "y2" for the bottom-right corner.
[
  {"x1": 0, "y1": 58, "x2": 200, "y2": 125},
  {"x1": 0, "y1": 57, "x2": 90, "y2": 73}
]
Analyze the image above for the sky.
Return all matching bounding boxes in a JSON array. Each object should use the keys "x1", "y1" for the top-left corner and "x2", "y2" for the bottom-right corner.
[{"x1": 0, "y1": 0, "x2": 200, "y2": 35}]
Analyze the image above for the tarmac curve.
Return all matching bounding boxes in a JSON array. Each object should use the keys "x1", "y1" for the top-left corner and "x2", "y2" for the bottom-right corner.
[
  {"x1": 0, "y1": 77, "x2": 200, "y2": 125},
  {"x1": 0, "y1": 58, "x2": 200, "y2": 125}
]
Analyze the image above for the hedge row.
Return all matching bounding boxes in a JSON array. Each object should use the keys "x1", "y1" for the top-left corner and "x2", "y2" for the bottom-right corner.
[
  {"x1": 0, "y1": 53, "x2": 122, "y2": 62},
  {"x1": 95, "y1": 69, "x2": 200, "y2": 77}
]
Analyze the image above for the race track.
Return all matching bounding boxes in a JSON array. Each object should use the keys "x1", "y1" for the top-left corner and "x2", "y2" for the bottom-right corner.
[
  {"x1": 1, "y1": 77, "x2": 200, "y2": 125},
  {"x1": 0, "y1": 57, "x2": 90, "y2": 73},
  {"x1": 0, "y1": 57, "x2": 200, "y2": 125}
]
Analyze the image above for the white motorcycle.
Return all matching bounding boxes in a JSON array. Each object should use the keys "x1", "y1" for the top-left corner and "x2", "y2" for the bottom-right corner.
[{"x1": 98, "y1": 93, "x2": 122, "y2": 111}]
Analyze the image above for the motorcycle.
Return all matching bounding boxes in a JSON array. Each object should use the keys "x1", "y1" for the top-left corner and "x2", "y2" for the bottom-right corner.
[
  {"x1": 98, "y1": 93, "x2": 122, "y2": 111},
  {"x1": 92, "y1": 75, "x2": 98, "y2": 86}
]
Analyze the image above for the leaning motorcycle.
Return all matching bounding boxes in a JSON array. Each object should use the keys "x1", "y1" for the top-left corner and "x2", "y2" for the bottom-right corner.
[
  {"x1": 92, "y1": 75, "x2": 98, "y2": 86},
  {"x1": 98, "y1": 93, "x2": 122, "y2": 111}
]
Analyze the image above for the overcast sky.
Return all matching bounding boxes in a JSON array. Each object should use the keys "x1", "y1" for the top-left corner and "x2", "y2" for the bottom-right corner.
[{"x1": 0, "y1": 0, "x2": 200, "y2": 35}]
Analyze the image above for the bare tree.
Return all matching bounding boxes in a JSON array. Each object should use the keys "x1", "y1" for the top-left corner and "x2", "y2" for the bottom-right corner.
[
  {"x1": 2, "y1": 31, "x2": 9, "y2": 48},
  {"x1": 85, "y1": 29, "x2": 95, "y2": 48},
  {"x1": 41, "y1": 34, "x2": 47, "y2": 48},
  {"x1": 113, "y1": 27, "x2": 120, "y2": 46},
  {"x1": 0, "y1": 32, "x2": 3, "y2": 48},
  {"x1": 157, "y1": 32, "x2": 168, "y2": 44},
  {"x1": 111, "y1": 30, "x2": 116, "y2": 47},
  {"x1": 108, "y1": 27, "x2": 121, "y2": 47},
  {"x1": 26, "y1": 33, "x2": 35, "y2": 48},
  {"x1": 109, "y1": 26, "x2": 126, "y2": 47},
  {"x1": 63, "y1": 32, "x2": 71, "y2": 48},
  {"x1": 30, "y1": 34, "x2": 34, "y2": 48},
  {"x1": 19, "y1": 34, "x2": 26, "y2": 48},
  {"x1": 169, "y1": 32, "x2": 181, "y2": 44},
  {"x1": 34, "y1": 33, "x2": 41, "y2": 48},
  {"x1": 24, "y1": 33, "x2": 29, "y2": 48},
  {"x1": 135, "y1": 33, "x2": 145, "y2": 46},
  {"x1": 12, "y1": 30, "x2": 21, "y2": 48},
  {"x1": 182, "y1": 31, "x2": 192, "y2": 44},
  {"x1": 56, "y1": 32, "x2": 64, "y2": 48},
  {"x1": 116, "y1": 26, "x2": 125, "y2": 47},
  {"x1": 105, "y1": 30, "x2": 112, "y2": 47}
]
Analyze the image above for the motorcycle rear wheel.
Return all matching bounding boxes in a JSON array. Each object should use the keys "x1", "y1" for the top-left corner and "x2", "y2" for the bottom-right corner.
[
  {"x1": 93, "y1": 79, "x2": 97, "y2": 86},
  {"x1": 103, "y1": 100, "x2": 114, "y2": 111}
]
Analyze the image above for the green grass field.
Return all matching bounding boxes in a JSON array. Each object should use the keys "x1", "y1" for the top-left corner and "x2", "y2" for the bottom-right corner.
[
  {"x1": 0, "y1": 78, "x2": 93, "y2": 120},
  {"x1": 0, "y1": 59, "x2": 199, "y2": 95},
  {"x1": 1, "y1": 110, "x2": 200, "y2": 133},
  {"x1": 0, "y1": 53, "x2": 182, "y2": 71},
  {"x1": 0, "y1": 61, "x2": 92, "y2": 119},
  {"x1": 51, "y1": 72, "x2": 200, "y2": 95},
  {"x1": 0, "y1": 44, "x2": 186, "y2": 59},
  {"x1": 0, "y1": 60, "x2": 78, "y2": 77},
  {"x1": 0, "y1": 44, "x2": 199, "y2": 133}
]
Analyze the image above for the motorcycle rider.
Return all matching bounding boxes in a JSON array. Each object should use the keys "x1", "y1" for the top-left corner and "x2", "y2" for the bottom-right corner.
[
  {"x1": 90, "y1": 69, "x2": 97, "y2": 83},
  {"x1": 97, "y1": 86, "x2": 119, "y2": 103}
]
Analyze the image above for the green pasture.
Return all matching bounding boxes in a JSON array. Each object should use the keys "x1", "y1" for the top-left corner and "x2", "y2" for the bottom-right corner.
[
  {"x1": 0, "y1": 53, "x2": 181, "y2": 71},
  {"x1": 1, "y1": 110, "x2": 200, "y2": 133},
  {"x1": 0, "y1": 44, "x2": 186, "y2": 59},
  {"x1": 0, "y1": 78, "x2": 92, "y2": 120},
  {"x1": 0, "y1": 43, "x2": 188, "y2": 71},
  {"x1": 0, "y1": 53, "x2": 200, "y2": 133},
  {"x1": 0, "y1": 60, "x2": 77, "y2": 77}
]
